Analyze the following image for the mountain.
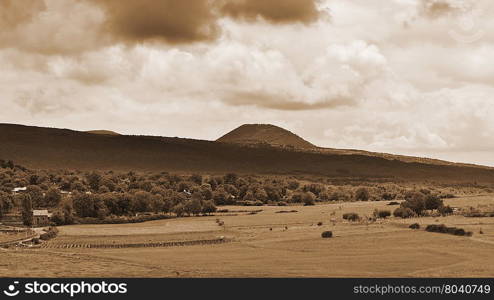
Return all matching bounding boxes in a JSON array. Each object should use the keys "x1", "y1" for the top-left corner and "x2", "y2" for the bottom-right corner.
[
  {"x1": 0, "y1": 123, "x2": 493, "y2": 183},
  {"x1": 86, "y1": 130, "x2": 120, "y2": 136},
  {"x1": 217, "y1": 124, "x2": 315, "y2": 149}
]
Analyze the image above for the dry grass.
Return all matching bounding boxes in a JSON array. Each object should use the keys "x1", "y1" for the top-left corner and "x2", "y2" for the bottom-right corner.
[{"x1": 1, "y1": 195, "x2": 494, "y2": 277}]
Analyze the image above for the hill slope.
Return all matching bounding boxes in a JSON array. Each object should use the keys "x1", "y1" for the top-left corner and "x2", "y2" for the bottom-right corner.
[
  {"x1": 0, "y1": 123, "x2": 493, "y2": 183},
  {"x1": 217, "y1": 124, "x2": 315, "y2": 149}
]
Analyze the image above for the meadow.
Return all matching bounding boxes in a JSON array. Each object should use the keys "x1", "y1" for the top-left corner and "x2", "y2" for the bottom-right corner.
[{"x1": 2, "y1": 195, "x2": 494, "y2": 277}]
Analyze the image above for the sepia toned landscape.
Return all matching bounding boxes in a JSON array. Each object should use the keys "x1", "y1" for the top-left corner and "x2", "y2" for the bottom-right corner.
[
  {"x1": 1, "y1": 123, "x2": 494, "y2": 277},
  {"x1": 1, "y1": 0, "x2": 494, "y2": 279}
]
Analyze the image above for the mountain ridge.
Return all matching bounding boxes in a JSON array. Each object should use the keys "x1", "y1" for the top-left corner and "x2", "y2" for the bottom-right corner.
[{"x1": 0, "y1": 123, "x2": 493, "y2": 183}]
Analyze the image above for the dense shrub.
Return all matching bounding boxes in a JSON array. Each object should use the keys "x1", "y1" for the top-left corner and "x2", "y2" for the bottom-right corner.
[
  {"x1": 342, "y1": 213, "x2": 360, "y2": 222},
  {"x1": 393, "y1": 207, "x2": 416, "y2": 218},
  {"x1": 401, "y1": 192, "x2": 426, "y2": 215},
  {"x1": 373, "y1": 209, "x2": 391, "y2": 219},
  {"x1": 409, "y1": 223, "x2": 420, "y2": 229},
  {"x1": 321, "y1": 231, "x2": 333, "y2": 238},
  {"x1": 438, "y1": 205, "x2": 454, "y2": 216},
  {"x1": 302, "y1": 192, "x2": 316, "y2": 206},
  {"x1": 39, "y1": 227, "x2": 59, "y2": 240},
  {"x1": 425, "y1": 224, "x2": 472, "y2": 236},
  {"x1": 355, "y1": 188, "x2": 370, "y2": 201},
  {"x1": 424, "y1": 194, "x2": 443, "y2": 210}
]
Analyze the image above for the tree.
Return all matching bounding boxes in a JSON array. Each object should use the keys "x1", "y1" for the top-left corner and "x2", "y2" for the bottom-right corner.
[
  {"x1": 200, "y1": 184, "x2": 213, "y2": 200},
  {"x1": 401, "y1": 192, "x2": 426, "y2": 215},
  {"x1": 393, "y1": 207, "x2": 415, "y2": 218},
  {"x1": 184, "y1": 198, "x2": 202, "y2": 216},
  {"x1": 44, "y1": 187, "x2": 62, "y2": 207},
  {"x1": 132, "y1": 191, "x2": 152, "y2": 212},
  {"x1": 27, "y1": 185, "x2": 43, "y2": 207},
  {"x1": 290, "y1": 192, "x2": 303, "y2": 203},
  {"x1": 172, "y1": 203, "x2": 185, "y2": 217},
  {"x1": 86, "y1": 172, "x2": 101, "y2": 191},
  {"x1": 0, "y1": 199, "x2": 4, "y2": 218},
  {"x1": 223, "y1": 173, "x2": 238, "y2": 185},
  {"x1": 302, "y1": 192, "x2": 316, "y2": 206},
  {"x1": 114, "y1": 193, "x2": 131, "y2": 215},
  {"x1": 264, "y1": 185, "x2": 282, "y2": 202},
  {"x1": 62, "y1": 203, "x2": 74, "y2": 224},
  {"x1": 213, "y1": 190, "x2": 229, "y2": 205},
  {"x1": 51, "y1": 212, "x2": 65, "y2": 226},
  {"x1": 425, "y1": 194, "x2": 443, "y2": 210},
  {"x1": 254, "y1": 188, "x2": 268, "y2": 203},
  {"x1": 20, "y1": 194, "x2": 33, "y2": 226},
  {"x1": 202, "y1": 200, "x2": 217, "y2": 215},
  {"x1": 73, "y1": 193, "x2": 95, "y2": 218},
  {"x1": 150, "y1": 194, "x2": 164, "y2": 213},
  {"x1": 287, "y1": 180, "x2": 300, "y2": 190},
  {"x1": 355, "y1": 187, "x2": 370, "y2": 201},
  {"x1": 189, "y1": 174, "x2": 203, "y2": 185}
]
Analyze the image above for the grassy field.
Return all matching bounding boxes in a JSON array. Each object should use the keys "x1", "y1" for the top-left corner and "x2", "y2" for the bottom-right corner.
[{"x1": 1, "y1": 195, "x2": 494, "y2": 277}]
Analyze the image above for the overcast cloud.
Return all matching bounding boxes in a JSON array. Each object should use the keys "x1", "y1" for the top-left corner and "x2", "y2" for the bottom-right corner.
[{"x1": 1, "y1": 0, "x2": 493, "y2": 166}]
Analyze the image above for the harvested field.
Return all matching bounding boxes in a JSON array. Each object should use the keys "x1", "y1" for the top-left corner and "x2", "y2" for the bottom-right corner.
[{"x1": 1, "y1": 195, "x2": 494, "y2": 277}]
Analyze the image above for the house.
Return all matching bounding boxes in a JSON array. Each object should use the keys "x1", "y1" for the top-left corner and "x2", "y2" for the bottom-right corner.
[
  {"x1": 12, "y1": 187, "x2": 27, "y2": 195},
  {"x1": 32, "y1": 210, "x2": 52, "y2": 226}
]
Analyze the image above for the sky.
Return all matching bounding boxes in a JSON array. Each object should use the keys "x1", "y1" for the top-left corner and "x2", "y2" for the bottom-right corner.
[{"x1": 1, "y1": 0, "x2": 494, "y2": 166}]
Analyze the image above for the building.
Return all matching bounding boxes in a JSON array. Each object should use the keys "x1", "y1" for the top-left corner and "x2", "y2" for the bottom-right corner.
[
  {"x1": 12, "y1": 187, "x2": 27, "y2": 195},
  {"x1": 33, "y1": 210, "x2": 52, "y2": 227}
]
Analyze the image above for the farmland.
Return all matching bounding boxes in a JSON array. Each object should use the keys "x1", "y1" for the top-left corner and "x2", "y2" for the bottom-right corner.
[{"x1": 1, "y1": 195, "x2": 494, "y2": 277}]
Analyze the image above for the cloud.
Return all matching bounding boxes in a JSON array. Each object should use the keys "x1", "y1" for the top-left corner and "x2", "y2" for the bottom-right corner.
[
  {"x1": 0, "y1": 0, "x2": 46, "y2": 28},
  {"x1": 419, "y1": 0, "x2": 457, "y2": 19},
  {"x1": 89, "y1": 0, "x2": 220, "y2": 44},
  {"x1": 0, "y1": 0, "x2": 108, "y2": 55},
  {"x1": 220, "y1": 0, "x2": 322, "y2": 24}
]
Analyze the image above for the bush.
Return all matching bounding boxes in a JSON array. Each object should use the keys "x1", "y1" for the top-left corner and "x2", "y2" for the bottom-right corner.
[
  {"x1": 393, "y1": 207, "x2": 416, "y2": 218},
  {"x1": 39, "y1": 227, "x2": 59, "y2": 241},
  {"x1": 342, "y1": 213, "x2": 360, "y2": 222},
  {"x1": 409, "y1": 223, "x2": 420, "y2": 229},
  {"x1": 355, "y1": 188, "x2": 370, "y2": 201},
  {"x1": 50, "y1": 212, "x2": 65, "y2": 226},
  {"x1": 402, "y1": 192, "x2": 426, "y2": 215},
  {"x1": 317, "y1": 222, "x2": 323, "y2": 226},
  {"x1": 438, "y1": 205, "x2": 454, "y2": 216},
  {"x1": 321, "y1": 231, "x2": 333, "y2": 238},
  {"x1": 373, "y1": 209, "x2": 391, "y2": 219},
  {"x1": 302, "y1": 192, "x2": 316, "y2": 206},
  {"x1": 425, "y1": 195, "x2": 443, "y2": 210},
  {"x1": 425, "y1": 224, "x2": 472, "y2": 236}
]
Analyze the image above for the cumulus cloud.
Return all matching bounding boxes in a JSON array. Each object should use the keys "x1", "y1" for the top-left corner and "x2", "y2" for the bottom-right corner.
[
  {"x1": 220, "y1": 0, "x2": 322, "y2": 24},
  {"x1": 2, "y1": 0, "x2": 494, "y2": 166},
  {"x1": 89, "y1": 0, "x2": 220, "y2": 44},
  {"x1": 0, "y1": 0, "x2": 46, "y2": 28},
  {"x1": 419, "y1": 0, "x2": 457, "y2": 19},
  {"x1": 0, "y1": 0, "x2": 107, "y2": 55}
]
